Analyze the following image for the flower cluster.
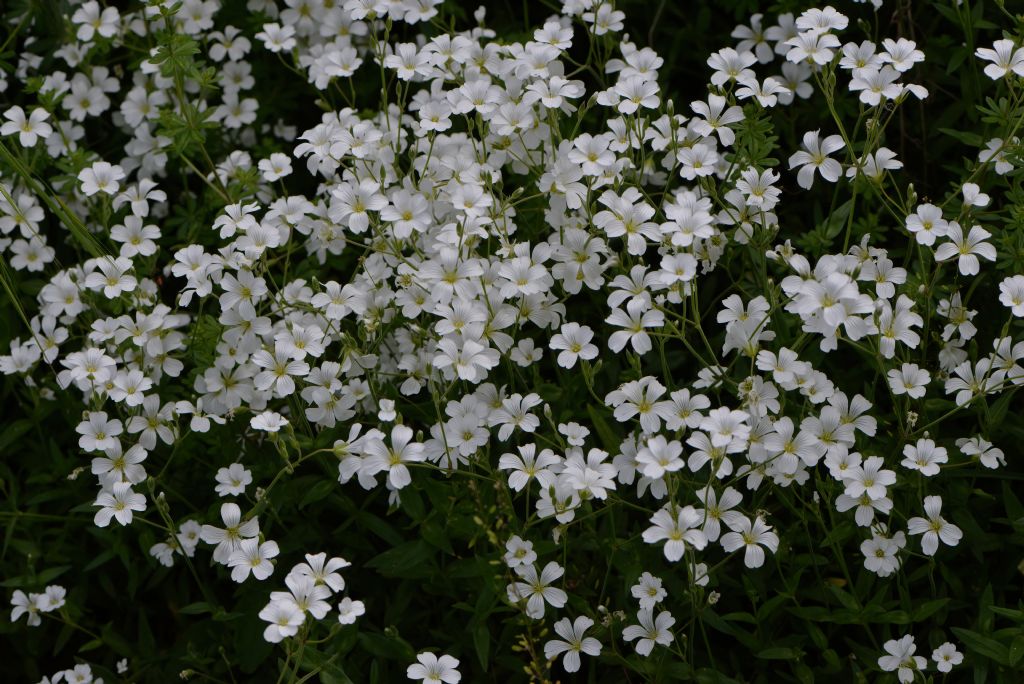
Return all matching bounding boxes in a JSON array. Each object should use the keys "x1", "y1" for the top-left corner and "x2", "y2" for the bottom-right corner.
[{"x1": 4, "y1": 0, "x2": 1023, "y2": 680}]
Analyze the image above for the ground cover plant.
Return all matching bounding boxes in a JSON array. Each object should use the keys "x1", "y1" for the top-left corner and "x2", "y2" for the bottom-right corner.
[{"x1": 2, "y1": 0, "x2": 1024, "y2": 681}]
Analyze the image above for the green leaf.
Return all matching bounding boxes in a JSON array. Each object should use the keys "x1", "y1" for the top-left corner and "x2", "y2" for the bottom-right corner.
[
  {"x1": 986, "y1": 389, "x2": 1016, "y2": 432},
  {"x1": 473, "y1": 623, "x2": 490, "y2": 670},
  {"x1": 101, "y1": 624, "x2": 134, "y2": 658},
  {"x1": 420, "y1": 516, "x2": 453, "y2": 554},
  {"x1": 990, "y1": 606, "x2": 1024, "y2": 620},
  {"x1": 874, "y1": 610, "x2": 911, "y2": 625},
  {"x1": 826, "y1": 585, "x2": 859, "y2": 612},
  {"x1": 178, "y1": 602, "x2": 213, "y2": 615},
  {"x1": 755, "y1": 594, "x2": 788, "y2": 622},
  {"x1": 951, "y1": 627, "x2": 1010, "y2": 666},
  {"x1": 0, "y1": 146, "x2": 108, "y2": 258},
  {"x1": 1, "y1": 564, "x2": 71, "y2": 587},
  {"x1": 756, "y1": 647, "x2": 802, "y2": 660},
  {"x1": 787, "y1": 606, "x2": 830, "y2": 622},
  {"x1": 794, "y1": 663, "x2": 814, "y2": 684},
  {"x1": 1002, "y1": 482, "x2": 1024, "y2": 524},
  {"x1": 365, "y1": 540, "x2": 436, "y2": 579},
  {"x1": 303, "y1": 648, "x2": 354, "y2": 684},
  {"x1": 83, "y1": 549, "x2": 116, "y2": 572},
  {"x1": 213, "y1": 609, "x2": 246, "y2": 622},
  {"x1": 695, "y1": 668, "x2": 742, "y2": 684},
  {"x1": 586, "y1": 405, "x2": 618, "y2": 451},
  {"x1": 1009, "y1": 636, "x2": 1024, "y2": 667},
  {"x1": 358, "y1": 631, "x2": 415, "y2": 662},
  {"x1": 939, "y1": 128, "x2": 984, "y2": 147},
  {"x1": 0, "y1": 419, "x2": 33, "y2": 454},
  {"x1": 350, "y1": 510, "x2": 403, "y2": 547},
  {"x1": 721, "y1": 611, "x2": 757, "y2": 625},
  {"x1": 78, "y1": 639, "x2": 103, "y2": 653},
  {"x1": 912, "y1": 598, "x2": 950, "y2": 621},
  {"x1": 35, "y1": 564, "x2": 71, "y2": 585},
  {"x1": 299, "y1": 479, "x2": 337, "y2": 509},
  {"x1": 401, "y1": 486, "x2": 426, "y2": 521}
]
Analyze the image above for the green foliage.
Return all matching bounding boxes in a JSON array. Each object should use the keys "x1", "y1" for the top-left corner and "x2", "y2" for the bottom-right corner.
[{"x1": 3, "y1": 1, "x2": 1024, "y2": 683}]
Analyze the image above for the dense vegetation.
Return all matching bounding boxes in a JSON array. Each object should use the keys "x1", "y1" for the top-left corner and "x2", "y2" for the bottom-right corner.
[{"x1": 2, "y1": 0, "x2": 1024, "y2": 682}]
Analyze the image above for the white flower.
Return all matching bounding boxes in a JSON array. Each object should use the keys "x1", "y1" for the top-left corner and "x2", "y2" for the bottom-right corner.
[
  {"x1": 433, "y1": 338, "x2": 499, "y2": 383},
  {"x1": 200, "y1": 503, "x2": 259, "y2": 564},
  {"x1": 497, "y1": 444, "x2": 559, "y2": 493},
  {"x1": 605, "y1": 377, "x2": 674, "y2": 433},
  {"x1": 336, "y1": 597, "x2": 365, "y2": 625},
  {"x1": 933, "y1": 223, "x2": 997, "y2": 276},
  {"x1": 507, "y1": 561, "x2": 567, "y2": 619},
  {"x1": 362, "y1": 424, "x2": 425, "y2": 490},
  {"x1": 907, "y1": 495, "x2": 962, "y2": 555},
  {"x1": 255, "y1": 23, "x2": 296, "y2": 53},
  {"x1": 10, "y1": 590, "x2": 42, "y2": 626},
  {"x1": 900, "y1": 438, "x2": 947, "y2": 477},
  {"x1": 642, "y1": 505, "x2": 708, "y2": 561},
  {"x1": 228, "y1": 538, "x2": 279, "y2": 582},
  {"x1": 251, "y1": 411, "x2": 289, "y2": 433},
  {"x1": 842, "y1": 455, "x2": 896, "y2": 501},
  {"x1": 932, "y1": 642, "x2": 963, "y2": 673},
  {"x1": 549, "y1": 323, "x2": 598, "y2": 368},
  {"x1": 904, "y1": 203, "x2": 947, "y2": 246},
  {"x1": 785, "y1": 30, "x2": 841, "y2": 66},
  {"x1": 259, "y1": 599, "x2": 304, "y2": 643},
  {"x1": 84, "y1": 255, "x2": 136, "y2": 298},
  {"x1": 407, "y1": 652, "x2": 460, "y2": 684},
  {"x1": 252, "y1": 345, "x2": 310, "y2": 397},
  {"x1": 975, "y1": 39, "x2": 1024, "y2": 79},
  {"x1": 720, "y1": 515, "x2": 779, "y2": 568},
  {"x1": 860, "y1": 529, "x2": 905, "y2": 577},
  {"x1": 788, "y1": 130, "x2": 845, "y2": 189},
  {"x1": 258, "y1": 153, "x2": 293, "y2": 182},
  {"x1": 1, "y1": 107, "x2": 52, "y2": 147},
  {"x1": 887, "y1": 363, "x2": 930, "y2": 399},
  {"x1": 91, "y1": 443, "x2": 148, "y2": 485},
  {"x1": 215, "y1": 463, "x2": 253, "y2": 497},
  {"x1": 291, "y1": 552, "x2": 350, "y2": 592},
  {"x1": 999, "y1": 275, "x2": 1024, "y2": 316},
  {"x1": 957, "y1": 435, "x2": 1006, "y2": 469},
  {"x1": 76, "y1": 411, "x2": 123, "y2": 452},
  {"x1": 849, "y1": 65, "x2": 902, "y2": 106},
  {"x1": 962, "y1": 182, "x2": 990, "y2": 207},
  {"x1": 543, "y1": 616, "x2": 601, "y2": 673},
  {"x1": 502, "y1": 535, "x2": 536, "y2": 569},
  {"x1": 636, "y1": 435, "x2": 685, "y2": 479},
  {"x1": 78, "y1": 161, "x2": 125, "y2": 196},
  {"x1": 622, "y1": 609, "x2": 675, "y2": 656},
  {"x1": 71, "y1": 0, "x2": 120, "y2": 42},
  {"x1": 38, "y1": 585, "x2": 67, "y2": 613},
  {"x1": 93, "y1": 482, "x2": 147, "y2": 527},
  {"x1": 377, "y1": 398, "x2": 397, "y2": 422},
  {"x1": 979, "y1": 137, "x2": 1016, "y2": 175},
  {"x1": 881, "y1": 38, "x2": 924, "y2": 72},
  {"x1": 630, "y1": 572, "x2": 666, "y2": 610},
  {"x1": 110, "y1": 216, "x2": 160, "y2": 258},
  {"x1": 708, "y1": 45, "x2": 756, "y2": 83},
  {"x1": 877, "y1": 634, "x2": 926, "y2": 683},
  {"x1": 795, "y1": 6, "x2": 848, "y2": 34}
]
